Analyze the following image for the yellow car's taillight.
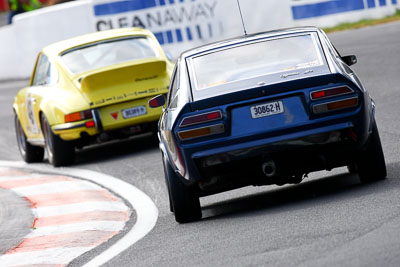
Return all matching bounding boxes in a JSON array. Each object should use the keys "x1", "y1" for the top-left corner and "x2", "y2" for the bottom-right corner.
[
  {"x1": 65, "y1": 110, "x2": 92, "y2": 123},
  {"x1": 85, "y1": 120, "x2": 95, "y2": 128}
]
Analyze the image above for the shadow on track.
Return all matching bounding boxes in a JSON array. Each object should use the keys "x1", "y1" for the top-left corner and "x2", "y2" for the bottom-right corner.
[
  {"x1": 73, "y1": 133, "x2": 159, "y2": 166},
  {"x1": 200, "y1": 162, "x2": 399, "y2": 221}
]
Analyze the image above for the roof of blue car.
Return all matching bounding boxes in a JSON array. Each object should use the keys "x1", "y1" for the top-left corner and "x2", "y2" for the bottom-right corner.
[{"x1": 181, "y1": 26, "x2": 321, "y2": 58}]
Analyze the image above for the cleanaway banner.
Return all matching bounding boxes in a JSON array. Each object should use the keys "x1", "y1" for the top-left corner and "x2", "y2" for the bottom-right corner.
[
  {"x1": 91, "y1": 0, "x2": 243, "y2": 56},
  {"x1": 91, "y1": 0, "x2": 398, "y2": 56}
]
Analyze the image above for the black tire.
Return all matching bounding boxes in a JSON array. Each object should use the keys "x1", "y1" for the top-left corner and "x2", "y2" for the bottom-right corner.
[
  {"x1": 161, "y1": 154, "x2": 174, "y2": 213},
  {"x1": 356, "y1": 121, "x2": 387, "y2": 183},
  {"x1": 165, "y1": 173, "x2": 174, "y2": 213},
  {"x1": 163, "y1": 158, "x2": 174, "y2": 213},
  {"x1": 347, "y1": 162, "x2": 358, "y2": 174},
  {"x1": 163, "y1": 156, "x2": 201, "y2": 223},
  {"x1": 41, "y1": 114, "x2": 75, "y2": 167},
  {"x1": 14, "y1": 114, "x2": 44, "y2": 163}
]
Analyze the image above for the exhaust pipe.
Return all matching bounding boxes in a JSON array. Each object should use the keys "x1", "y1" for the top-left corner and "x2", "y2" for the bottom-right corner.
[{"x1": 262, "y1": 160, "x2": 277, "y2": 177}]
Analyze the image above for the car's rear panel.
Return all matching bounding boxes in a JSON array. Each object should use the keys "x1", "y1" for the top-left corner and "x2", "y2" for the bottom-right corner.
[
  {"x1": 230, "y1": 94, "x2": 308, "y2": 136},
  {"x1": 98, "y1": 97, "x2": 164, "y2": 131},
  {"x1": 171, "y1": 74, "x2": 371, "y2": 188}
]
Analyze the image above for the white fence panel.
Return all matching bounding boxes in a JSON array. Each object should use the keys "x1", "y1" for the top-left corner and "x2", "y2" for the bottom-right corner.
[{"x1": 0, "y1": 0, "x2": 398, "y2": 79}]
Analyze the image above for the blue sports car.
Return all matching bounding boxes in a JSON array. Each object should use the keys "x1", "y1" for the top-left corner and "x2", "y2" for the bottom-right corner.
[{"x1": 149, "y1": 27, "x2": 387, "y2": 223}]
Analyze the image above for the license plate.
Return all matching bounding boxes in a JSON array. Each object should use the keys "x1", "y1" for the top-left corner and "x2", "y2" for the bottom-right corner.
[
  {"x1": 250, "y1": 101, "x2": 284, "y2": 119},
  {"x1": 122, "y1": 106, "x2": 147, "y2": 119}
]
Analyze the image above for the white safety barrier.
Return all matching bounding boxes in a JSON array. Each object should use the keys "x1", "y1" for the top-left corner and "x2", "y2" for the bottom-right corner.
[
  {"x1": 0, "y1": 0, "x2": 398, "y2": 80},
  {"x1": 0, "y1": 0, "x2": 94, "y2": 79}
]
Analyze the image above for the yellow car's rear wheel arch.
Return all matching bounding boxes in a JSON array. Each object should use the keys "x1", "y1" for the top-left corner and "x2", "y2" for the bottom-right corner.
[
  {"x1": 41, "y1": 114, "x2": 75, "y2": 167},
  {"x1": 14, "y1": 113, "x2": 44, "y2": 163}
]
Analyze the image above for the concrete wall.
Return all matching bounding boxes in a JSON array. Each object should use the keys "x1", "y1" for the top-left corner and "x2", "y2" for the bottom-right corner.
[{"x1": 0, "y1": 0, "x2": 398, "y2": 80}]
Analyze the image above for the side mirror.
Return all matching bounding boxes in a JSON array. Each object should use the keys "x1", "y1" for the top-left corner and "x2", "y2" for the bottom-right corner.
[
  {"x1": 342, "y1": 55, "x2": 357, "y2": 66},
  {"x1": 149, "y1": 94, "x2": 165, "y2": 108}
]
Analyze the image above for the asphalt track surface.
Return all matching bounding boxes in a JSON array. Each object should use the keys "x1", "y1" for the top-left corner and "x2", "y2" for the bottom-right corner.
[
  {"x1": 0, "y1": 187, "x2": 33, "y2": 255},
  {"x1": 0, "y1": 166, "x2": 134, "y2": 266},
  {"x1": 1, "y1": 22, "x2": 400, "y2": 266}
]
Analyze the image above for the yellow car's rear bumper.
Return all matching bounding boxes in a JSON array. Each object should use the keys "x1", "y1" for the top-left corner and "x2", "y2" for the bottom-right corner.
[
  {"x1": 52, "y1": 96, "x2": 164, "y2": 141},
  {"x1": 53, "y1": 121, "x2": 98, "y2": 140}
]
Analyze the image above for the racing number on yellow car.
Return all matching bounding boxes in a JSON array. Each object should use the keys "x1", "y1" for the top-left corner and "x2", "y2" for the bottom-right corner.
[{"x1": 26, "y1": 91, "x2": 40, "y2": 134}]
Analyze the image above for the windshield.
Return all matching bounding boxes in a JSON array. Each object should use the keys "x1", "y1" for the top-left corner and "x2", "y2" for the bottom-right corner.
[
  {"x1": 61, "y1": 37, "x2": 158, "y2": 74},
  {"x1": 191, "y1": 34, "x2": 324, "y2": 91}
]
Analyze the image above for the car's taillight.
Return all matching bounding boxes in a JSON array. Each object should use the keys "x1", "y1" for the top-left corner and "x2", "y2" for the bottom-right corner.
[
  {"x1": 178, "y1": 124, "x2": 225, "y2": 141},
  {"x1": 311, "y1": 86, "x2": 358, "y2": 114},
  {"x1": 85, "y1": 121, "x2": 95, "y2": 128},
  {"x1": 313, "y1": 97, "x2": 359, "y2": 114},
  {"x1": 178, "y1": 110, "x2": 224, "y2": 141},
  {"x1": 179, "y1": 110, "x2": 222, "y2": 127},
  {"x1": 65, "y1": 110, "x2": 92, "y2": 123},
  {"x1": 310, "y1": 86, "x2": 353, "y2": 100}
]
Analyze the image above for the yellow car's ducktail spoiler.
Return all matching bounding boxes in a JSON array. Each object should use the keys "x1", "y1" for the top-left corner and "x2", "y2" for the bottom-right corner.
[{"x1": 80, "y1": 59, "x2": 167, "y2": 94}]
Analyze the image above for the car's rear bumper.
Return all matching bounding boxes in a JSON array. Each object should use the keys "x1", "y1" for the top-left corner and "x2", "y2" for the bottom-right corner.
[
  {"x1": 52, "y1": 114, "x2": 160, "y2": 143},
  {"x1": 52, "y1": 96, "x2": 164, "y2": 141},
  {"x1": 53, "y1": 121, "x2": 98, "y2": 140},
  {"x1": 178, "y1": 109, "x2": 372, "y2": 188},
  {"x1": 196, "y1": 126, "x2": 359, "y2": 194}
]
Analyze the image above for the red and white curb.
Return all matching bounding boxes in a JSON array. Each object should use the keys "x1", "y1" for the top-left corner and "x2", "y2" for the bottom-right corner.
[{"x1": 0, "y1": 161, "x2": 158, "y2": 266}]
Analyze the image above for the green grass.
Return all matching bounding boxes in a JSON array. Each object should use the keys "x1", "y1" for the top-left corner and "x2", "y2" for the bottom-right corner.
[{"x1": 324, "y1": 9, "x2": 400, "y2": 33}]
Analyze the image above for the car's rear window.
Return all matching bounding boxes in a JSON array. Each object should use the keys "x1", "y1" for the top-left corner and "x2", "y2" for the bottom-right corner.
[
  {"x1": 189, "y1": 34, "x2": 326, "y2": 92},
  {"x1": 61, "y1": 37, "x2": 158, "y2": 74}
]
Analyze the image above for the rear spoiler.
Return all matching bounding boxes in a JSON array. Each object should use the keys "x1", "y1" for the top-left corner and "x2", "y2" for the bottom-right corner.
[{"x1": 79, "y1": 59, "x2": 166, "y2": 93}]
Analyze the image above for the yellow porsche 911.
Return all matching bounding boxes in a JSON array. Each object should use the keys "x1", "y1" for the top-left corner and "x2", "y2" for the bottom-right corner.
[{"x1": 13, "y1": 28, "x2": 173, "y2": 166}]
